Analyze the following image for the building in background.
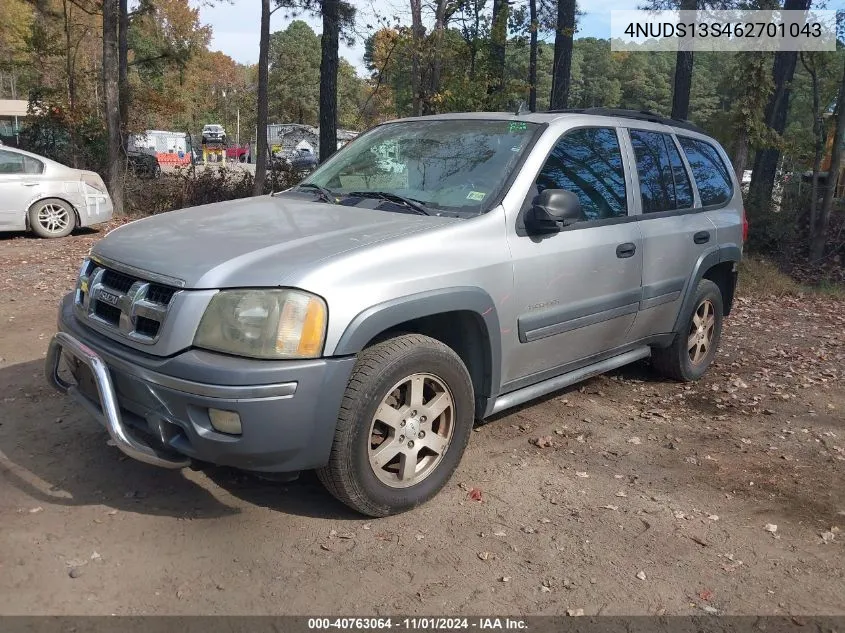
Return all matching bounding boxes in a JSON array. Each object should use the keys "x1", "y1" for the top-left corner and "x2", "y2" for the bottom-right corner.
[{"x1": 0, "y1": 99, "x2": 28, "y2": 144}]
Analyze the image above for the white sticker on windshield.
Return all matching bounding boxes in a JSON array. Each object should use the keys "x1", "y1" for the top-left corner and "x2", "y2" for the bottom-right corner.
[{"x1": 466, "y1": 191, "x2": 486, "y2": 201}]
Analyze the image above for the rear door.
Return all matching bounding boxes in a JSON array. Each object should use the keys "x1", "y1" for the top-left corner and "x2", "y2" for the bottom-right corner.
[
  {"x1": 0, "y1": 150, "x2": 42, "y2": 230},
  {"x1": 622, "y1": 127, "x2": 717, "y2": 340},
  {"x1": 503, "y1": 126, "x2": 644, "y2": 388}
]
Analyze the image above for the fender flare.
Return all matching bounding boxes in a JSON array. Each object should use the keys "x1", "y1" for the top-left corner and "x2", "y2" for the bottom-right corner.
[
  {"x1": 673, "y1": 243, "x2": 741, "y2": 332},
  {"x1": 332, "y1": 286, "x2": 502, "y2": 398}
]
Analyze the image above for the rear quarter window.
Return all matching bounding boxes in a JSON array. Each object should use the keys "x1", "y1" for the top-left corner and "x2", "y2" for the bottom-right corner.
[{"x1": 677, "y1": 137, "x2": 733, "y2": 207}]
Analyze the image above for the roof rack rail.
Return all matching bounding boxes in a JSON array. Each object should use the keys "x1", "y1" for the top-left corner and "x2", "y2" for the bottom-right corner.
[{"x1": 545, "y1": 107, "x2": 706, "y2": 135}]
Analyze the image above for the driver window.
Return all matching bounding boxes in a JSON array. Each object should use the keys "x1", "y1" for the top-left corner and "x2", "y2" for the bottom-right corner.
[{"x1": 535, "y1": 127, "x2": 628, "y2": 222}]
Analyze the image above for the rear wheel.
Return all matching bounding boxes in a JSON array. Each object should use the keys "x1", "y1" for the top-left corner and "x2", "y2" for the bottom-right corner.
[
  {"x1": 29, "y1": 198, "x2": 76, "y2": 238},
  {"x1": 317, "y1": 334, "x2": 475, "y2": 516},
  {"x1": 652, "y1": 279, "x2": 723, "y2": 382}
]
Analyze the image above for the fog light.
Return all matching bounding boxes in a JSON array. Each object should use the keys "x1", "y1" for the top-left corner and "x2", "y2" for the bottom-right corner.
[{"x1": 208, "y1": 408, "x2": 242, "y2": 435}]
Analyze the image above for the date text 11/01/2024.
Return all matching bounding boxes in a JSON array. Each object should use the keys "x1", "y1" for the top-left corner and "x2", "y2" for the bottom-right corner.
[{"x1": 307, "y1": 618, "x2": 528, "y2": 630}]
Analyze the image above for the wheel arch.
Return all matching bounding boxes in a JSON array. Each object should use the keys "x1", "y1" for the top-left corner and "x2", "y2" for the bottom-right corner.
[
  {"x1": 25, "y1": 196, "x2": 81, "y2": 232},
  {"x1": 332, "y1": 287, "x2": 501, "y2": 418},
  {"x1": 673, "y1": 244, "x2": 741, "y2": 333}
]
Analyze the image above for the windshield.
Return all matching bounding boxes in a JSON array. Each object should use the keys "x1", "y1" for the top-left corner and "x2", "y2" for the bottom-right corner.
[{"x1": 302, "y1": 119, "x2": 539, "y2": 215}]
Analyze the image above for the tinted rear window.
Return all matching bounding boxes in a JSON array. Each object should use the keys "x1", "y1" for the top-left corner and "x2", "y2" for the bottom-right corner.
[{"x1": 678, "y1": 137, "x2": 733, "y2": 207}]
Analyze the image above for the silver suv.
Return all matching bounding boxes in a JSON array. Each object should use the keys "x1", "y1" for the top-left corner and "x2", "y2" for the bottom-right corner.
[{"x1": 46, "y1": 109, "x2": 745, "y2": 516}]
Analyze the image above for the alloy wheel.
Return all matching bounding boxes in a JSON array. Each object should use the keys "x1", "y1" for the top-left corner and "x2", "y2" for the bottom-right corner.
[
  {"x1": 687, "y1": 299, "x2": 716, "y2": 365},
  {"x1": 36, "y1": 203, "x2": 70, "y2": 234},
  {"x1": 368, "y1": 372, "x2": 455, "y2": 488}
]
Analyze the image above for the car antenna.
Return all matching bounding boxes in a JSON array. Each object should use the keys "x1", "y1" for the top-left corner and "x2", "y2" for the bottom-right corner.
[{"x1": 514, "y1": 100, "x2": 530, "y2": 116}]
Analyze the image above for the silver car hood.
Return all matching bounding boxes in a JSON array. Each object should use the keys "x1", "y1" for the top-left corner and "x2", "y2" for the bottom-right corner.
[{"x1": 92, "y1": 195, "x2": 453, "y2": 289}]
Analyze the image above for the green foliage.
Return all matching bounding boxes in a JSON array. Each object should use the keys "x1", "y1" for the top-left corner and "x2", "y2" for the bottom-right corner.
[
  {"x1": 18, "y1": 94, "x2": 107, "y2": 172},
  {"x1": 269, "y1": 20, "x2": 322, "y2": 125}
]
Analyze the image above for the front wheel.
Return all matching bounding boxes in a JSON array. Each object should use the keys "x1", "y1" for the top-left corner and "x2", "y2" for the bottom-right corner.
[
  {"x1": 317, "y1": 334, "x2": 475, "y2": 517},
  {"x1": 652, "y1": 279, "x2": 724, "y2": 382}
]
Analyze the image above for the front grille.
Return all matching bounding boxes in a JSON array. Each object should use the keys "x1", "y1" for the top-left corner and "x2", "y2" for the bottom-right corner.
[
  {"x1": 146, "y1": 285, "x2": 176, "y2": 305},
  {"x1": 135, "y1": 316, "x2": 160, "y2": 337},
  {"x1": 74, "y1": 259, "x2": 180, "y2": 343},
  {"x1": 93, "y1": 301, "x2": 121, "y2": 325},
  {"x1": 102, "y1": 269, "x2": 134, "y2": 293}
]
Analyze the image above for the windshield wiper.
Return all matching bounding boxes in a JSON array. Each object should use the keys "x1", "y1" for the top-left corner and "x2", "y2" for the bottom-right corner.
[
  {"x1": 295, "y1": 183, "x2": 337, "y2": 203},
  {"x1": 348, "y1": 191, "x2": 431, "y2": 216}
]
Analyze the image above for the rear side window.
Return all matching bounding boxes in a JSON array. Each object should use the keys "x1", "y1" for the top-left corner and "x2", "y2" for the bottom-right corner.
[
  {"x1": 630, "y1": 129, "x2": 693, "y2": 213},
  {"x1": 0, "y1": 150, "x2": 43, "y2": 175},
  {"x1": 535, "y1": 127, "x2": 627, "y2": 222},
  {"x1": 0, "y1": 150, "x2": 25, "y2": 174},
  {"x1": 678, "y1": 137, "x2": 733, "y2": 207}
]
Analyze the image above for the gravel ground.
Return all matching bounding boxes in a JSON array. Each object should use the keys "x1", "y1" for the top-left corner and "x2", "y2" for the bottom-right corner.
[{"x1": 0, "y1": 224, "x2": 843, "y2": 615}]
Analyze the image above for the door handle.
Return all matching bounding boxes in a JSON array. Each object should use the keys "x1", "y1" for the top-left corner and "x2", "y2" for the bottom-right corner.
[
  {"x1": 616, "y1": 242, "x2": 636, "y2": 258},
  {"x1": 22, "y1": 182, "x2": 39, "y2": 186},
  {"x1": 693, "y1": 231, "x2": 711, "y2": 244}
]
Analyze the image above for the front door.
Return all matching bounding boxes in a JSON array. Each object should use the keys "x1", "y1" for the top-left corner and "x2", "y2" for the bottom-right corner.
[{"x1": 503, "y1": 126, "x2": 644, "y2": 389}]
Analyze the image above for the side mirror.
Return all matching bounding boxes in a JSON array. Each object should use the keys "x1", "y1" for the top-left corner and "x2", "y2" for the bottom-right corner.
[{"x1": 527, "y1": 189, "x2": 584, "y2": 233}]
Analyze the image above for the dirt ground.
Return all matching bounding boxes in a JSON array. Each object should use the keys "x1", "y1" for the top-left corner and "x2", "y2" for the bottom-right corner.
[{"x1": 0, "y1": 224, "x2": 843, "y2": 616}]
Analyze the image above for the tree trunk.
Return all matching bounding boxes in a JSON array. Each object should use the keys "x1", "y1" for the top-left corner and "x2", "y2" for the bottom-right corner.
[
  {"x1": 801, "y1": 53, "x2": 822, "y2": 239},
  {"x1": 528, "y1": 0, "x2": 537, "y2": 111},
  {"x1": 809, "y1": 56, "x2": 845, "y2": 263},
  {"x1": 747, "y1": 0, "x2": 810, "y2": 213},
  {"x1": 409, "y1": 0, "x2": 423, "y2": 117},
  {"x1": 671, "y1": 0, "x2": 696, "y2": 120},
  {"x1": 549, "y1": 0, "x2": 576, "y2": 110},
  {"x1": 489, "y1": 0, "x2": 508, "y2": 106},
  {"x1": 732, "y1": 128, "x2": 749, "y2": 182},
  {"x1": 63, "y1": 0, "x2": 75, "y2": 111},
  {"x1": 119, "y1": 0, "x2": 129, "y2": 151},
  {"x1": 253, "y1": 0, "x2": 270, "y2": 196},
  {"x1": 103, "y1": 0, "x2": 124, "y2": 214},
  {"x1": 429, "y1": 0, "x2": 447, "y2": 114},
  {"x1": 320, "y1": 0, "x2": 339, "y2": 163},
  {"x1": 33, "y1": 0, "x2": 51, "y2": 85}
]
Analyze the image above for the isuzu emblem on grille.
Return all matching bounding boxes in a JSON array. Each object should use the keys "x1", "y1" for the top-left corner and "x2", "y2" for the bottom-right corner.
[
  {"x1": 74, "y1": 261, "x2": 175, "y2": 344},
  {"x1": 97, "y1": 289, "x2": 121, "y2": 307}
]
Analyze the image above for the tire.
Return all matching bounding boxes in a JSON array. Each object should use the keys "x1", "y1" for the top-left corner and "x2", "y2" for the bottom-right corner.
[
  {"x1": 652, "y1": 279, "x2": 724, "y2": 382},
  {"x1": 317, "y1": 334, "x2": 475, "y2": 517},
  {"x1": 152, "y1": 163, "x2": 161, "y2": 178},
  {"x1": 29, "y1": 198, "x2": 76, "y2": 239}
]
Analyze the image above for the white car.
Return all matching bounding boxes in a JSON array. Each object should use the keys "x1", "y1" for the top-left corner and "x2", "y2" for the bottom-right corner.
[{"x1": 0, "y1": 146, "x2": 113, "y2": 238}]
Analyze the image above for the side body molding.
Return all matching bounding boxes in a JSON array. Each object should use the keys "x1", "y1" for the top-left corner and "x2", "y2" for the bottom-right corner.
[
  {"x1": 673, "y1": 243, "x2": 741, "y2": 333},
  {"x1": 332, "y1": 286, "x2": 503, "y2": 400}
]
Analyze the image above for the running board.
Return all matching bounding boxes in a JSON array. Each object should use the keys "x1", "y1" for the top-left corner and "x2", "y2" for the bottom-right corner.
[{"x1": 490, "y1": 346, "x2": 651, "y2": 416}]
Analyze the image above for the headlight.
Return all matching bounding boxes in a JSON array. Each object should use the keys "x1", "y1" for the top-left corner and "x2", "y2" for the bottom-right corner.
[{"x1": 194, "y1": 289, "x2": 327, "y2": 359}]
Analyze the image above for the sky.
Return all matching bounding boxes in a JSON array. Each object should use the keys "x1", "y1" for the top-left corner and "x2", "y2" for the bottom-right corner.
[{"x1": 199, "y1": 0, "x2": 632, "y2": 76}]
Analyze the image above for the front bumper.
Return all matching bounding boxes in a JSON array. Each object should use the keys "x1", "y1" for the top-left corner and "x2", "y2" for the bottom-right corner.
[{"x1": 47, "y1": 294, "x2": 355, "y2": 472}]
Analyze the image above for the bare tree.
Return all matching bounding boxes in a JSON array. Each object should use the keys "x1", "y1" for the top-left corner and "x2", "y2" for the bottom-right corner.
[
  {"x1": 747, "y1": 0, "x2": 812, "y2": 212},
  {"x1": 429, "y1": 0, "x2": 448, "y2": 112},
  {"x1": 410, "y1": 0, "x2": 423, "y2": 116},
  {"x1": 528, "y1": 0, "x2": 538, "y2": 111},
  {"x1": 103, "y1": 0, "x2": 124, "y2": 214},
  {"x1": 549, "y1": 0, "x2": 575, "y2": 110},
  {"x1": 253, "y1": 0, "x2": 271, "y2": 195},
  {"x1": 810, "y1": 56, "x2": 845, "y2": 263},
  {"x1": 119, "y1": 0, "x2": 129, "y2": 150},
  {"x1": 319, "y1": 0, "x2": 339, "y2": 162},
  {"x1": 488, "y1": 0, "x2": 508, "y2": 106},
  {"x1": 801, "y1": 52, "x2": 823, "y2": 241},
  {"x1": 671, "y1": 0, "x2": 697, "y2": 120}
]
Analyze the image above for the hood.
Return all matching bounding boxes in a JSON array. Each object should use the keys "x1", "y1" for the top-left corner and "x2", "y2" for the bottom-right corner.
[{"x1": 92, "y1": 194, "x2": 452, "y2": 289}]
